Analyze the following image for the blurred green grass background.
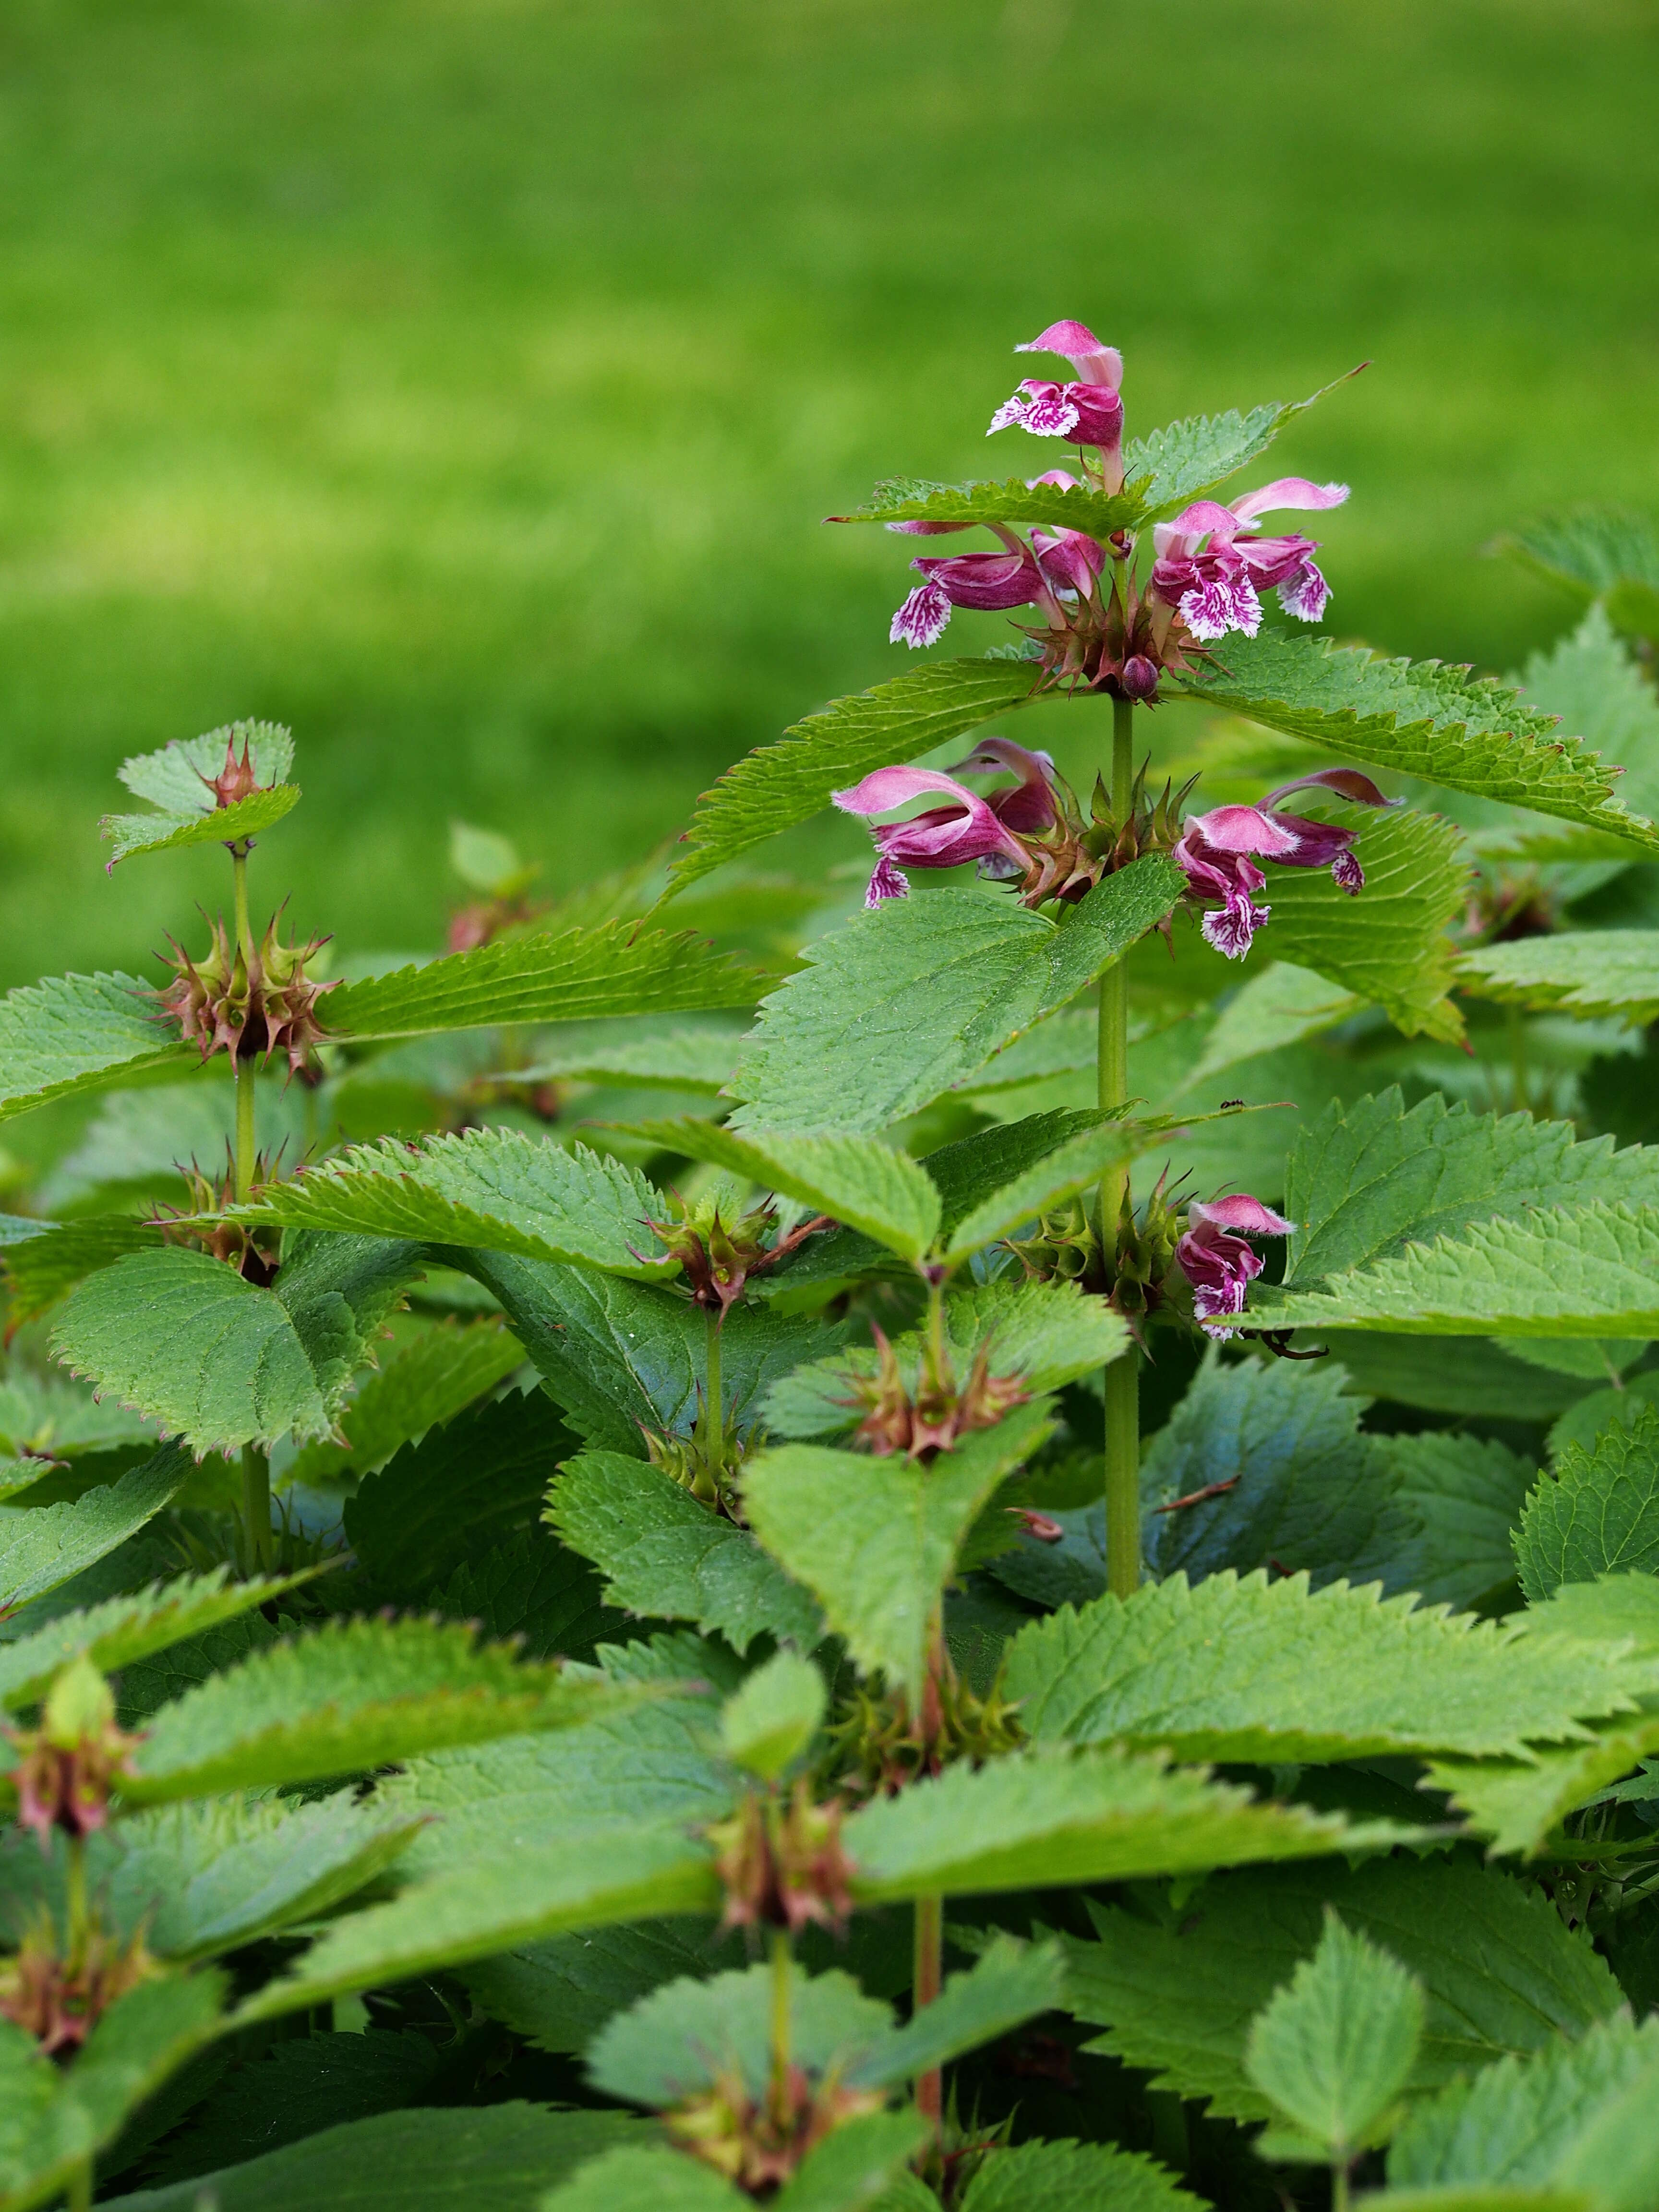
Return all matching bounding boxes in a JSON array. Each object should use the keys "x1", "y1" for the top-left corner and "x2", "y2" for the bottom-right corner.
[{"x1": 1, "y1": 0, "x2": 1656, "y2": 986}]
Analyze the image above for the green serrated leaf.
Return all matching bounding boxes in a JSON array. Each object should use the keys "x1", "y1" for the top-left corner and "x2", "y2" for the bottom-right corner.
[
  {"x1": 941, "y1": 1110, "x2": 1232, "y2": 1258},
  {"x1": 1188, "y1": 962, "x2": 1366, "y2": 1087},
  {"x1": 0, "y1": 1565, "x2": 309, "y2": 1709},
  {"x1": 1167, "y1": 632, "x2": 1659, "y2": 853},
  {"x1": 1515, "y1": 1405, "x2": 1659, "y2": 1600},
  {"x1": 1388, "y1": 2012, "x2": 1659, "y2": 2202},
  {"x1": 0, "y1": 972, "x2": 192, "y2": 1126},
  {"x1": 831, "y1": 473, "x2": 1146, "y2": 539},
  {"x1": 1128, "y1": 378, "x2": 1356, "y2": 517},
  {"x1": 119, "y1": 1615, "x2": 634, "y2": 1803},
  {"x1": 287, "y1": 1314, "x2": 524, "y2": 1488},
  {"x1": 241, "y1": 1129, "x2": 675, "y2": 1279},
  {"x1": 1244, "y1": 1910, "x2": 1424, "y2": 2159},
  {"x1": 323, "y1": 921, "x2": 767, "y2": 1043},
  {"x1": 103, "y1": 2106, "x2": 641, "y2": 2212},
  {"x1": 36, "y1": 1076, "x2": 312, "y2": 1216},
  {"x1": 501, "y1": 1021, "x2": 748, "y2": 1093},
  {"x1": 662, "y1": 660, "x2": 1041, "y2": 899},
  {"x1": 730, "y1": 864, "x2": 1182, "y2": 1136},
  {"x1": 1245, "y1": 801, "x2": 1468, "y2": 1041},
  {"x1": 548, "y1": 1450, "x2": 822, "y2": 1655},
  {"x1": 614, "y1": 1121, "x2": 942, "y2": 1262},
  {"x1": 0, "y1": 1445, "x2": 188, "y2": 1612},
  {"x1": 959, "y1": 2139, "x2": 1202, "y2": 2212},
  {"x1": 538, "y1": 2145, "x2": 744, "y2": 2212},
  {"x1": 765, "y1": 1279, "x2": 1126, "y2": 1442},
  {"x1": 588, "y1": 1960, "x2": 890, "y2": 2107},
  {"x1": 1063, "y1": 1856, "x2": 1621, "y2": 2123},
  {"x1": 100, "y1": 784, "x2": 300, "y2": 869},
  {"x1": 1003, "y1": 1566, "x2": 1635, "y2": 1764},
  {"x1": 842, "y1": 1743, "x2": 1407, "y2": 1903},
  {"x1": 459, "y1": 1920, "x2": 741, "y2": 2060},
  {"x1": 742, "y1": 1401, "x2": 1055, "y2": 1697},
  {"x1": 845, "y1": 1934, "x2": 1066, "y2": 2089},
  {"x1": 720, "y1": 1650, "x2": 826, "y2": 1779},
  {"x1": 343, "y1": 1388, "x2": 576, "y2": 1597},
  {"x1": 3, "y1": 1216, "x2": 168, "y2": 1325},
  {"x1": 1500, "y1": 509, "x2": 1659, "y2": 640},
  {"x1": 1456, "y1": 932, "x2": 1659, "y2": 1024},
  {"x1": 51, "y1": 1238, "x2": 423, "y2": 1457},
  {"x1": 117, "y1": 720, "x2": 295, "y2": 811}
]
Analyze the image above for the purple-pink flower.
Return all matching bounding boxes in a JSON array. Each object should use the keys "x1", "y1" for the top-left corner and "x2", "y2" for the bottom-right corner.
[
  {"x1": 1173, "y1": 769, "x2": 1393, "y2": 959},
  {"x1": 1149, "y1": 478, "x2": 1349, "y2": 643},
  {"x1": 987, "y1": 320, "x2": 1126, "y2": 480},
  {"x1": 889, "y1": 546, "x2": 1054, "y2": 649},
  {"x1": 833, "y1": 765, "x2": 1033, "y2": 908},
  {"x1": 1175, "y1": 1194, "x2": 1295, "y2": 1337},
  {"x1": 944, "y1": 737, "x2": 1059, "y2": 834}
]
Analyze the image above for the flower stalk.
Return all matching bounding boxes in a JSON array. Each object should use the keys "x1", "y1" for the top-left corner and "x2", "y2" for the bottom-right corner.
[{"x1": 1100, "y1": 695, "x2": 1140, "y2": 1598}]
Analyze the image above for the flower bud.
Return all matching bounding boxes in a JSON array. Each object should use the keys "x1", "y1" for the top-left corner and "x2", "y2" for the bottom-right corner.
[{"x1": 1121, "y1": 654, "x2": 1160, "y2": 701}]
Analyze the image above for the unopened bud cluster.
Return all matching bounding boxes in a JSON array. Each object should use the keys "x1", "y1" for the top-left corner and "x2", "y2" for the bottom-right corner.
[{"x1": 156, "y1": 911, "x2": 337, "y2": 1077}]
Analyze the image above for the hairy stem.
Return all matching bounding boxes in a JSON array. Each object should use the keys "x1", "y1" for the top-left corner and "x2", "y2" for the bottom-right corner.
[
  {"x1": 241, "y1": 1443, "x2": 273, "y2": 1575},
  {"x1": 65, "y1": 1834, "x2": 89, "y2": 1964},
  {"x1": 768, "y1": 1925, "x2": 793, "y2": 2127},
  {"x1": 231, "y1": 844, "x2": 258, "y2": 1203},
  {"x1": 705, "y1": 1306, "x2": 722, "y2": 1429},
  {"x1": 913, "y1": 1891, "x2": 944, "y2": 2128},
  {"x1": 1100, "y1": 692, "x2": 1140, "y2": 1599}
]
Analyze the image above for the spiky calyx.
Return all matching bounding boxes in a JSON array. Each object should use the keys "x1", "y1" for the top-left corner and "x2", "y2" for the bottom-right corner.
[
  {"x1": 647, "y1": 1194, "x2": 834, "y2": 1318},
  {"x1": 156, "y1": 910, "x2": 337, "y2": 1075},
  {"x1": 0, "y1": 1919, "x2": 155, "y2": 2056},
  {"x1": 825, "y1": 1656, "x2": 1024, "y2": 1799},
  {"x1": 1010, "y1": 1174, "x2": 1186, "y2": 1333},
  {"x1": 7, "y1": 1659, "x2": 142, "y2": 1850},
  {"x1": 643, "y1": 1393, "x2": 752, "y2": 1517},
  {"x1": 200, "y1": 733, "x2": 260, "y2": 811},
  {"x1": 668, "y1": 2064, "x2": 886, "y2": 2193},
  {"x1": 1009, "y1": 1194, "x2": 1102, "y2": 1288},
  {"x1": 151, "y1": 1156, "x2": 282, "y2": 1285},
  {"x1": 842, "y1": 1325, "x2": 1028, "y2": 1461},
  {"x1": 1013, "y1": 756, "x2": 1198, "y2": 910},
  {"x1": 707, "y1": 1779, "x2": 854, "y2": 1936}
]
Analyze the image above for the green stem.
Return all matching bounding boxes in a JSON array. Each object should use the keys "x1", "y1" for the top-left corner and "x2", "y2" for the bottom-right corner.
[
  {"x1": 231, "y1": 845, "x2": 254, "y2": 966},
  {"x1": 1100, "y1": 693, "x2": 1140, "y2": 1599},
  {"x1": 1332, "y1": 2159, "x2": 1352, "y2": 2212},
  {"x1": 1507, "y1": 1004, "x2": 1527, "y2": 1113},
  {"x1": 768, "y1": 1926, "x2": 792, "y2": 2124},
  {"x1": 231, "y1": 844, "x2": 258, "y2": 1202},
  {"x1": 704, "y1": 1307, "x2": 722, "y2": 1429},
  {"x1": 241, "y1": 1443, "x2": 273, "y2": 1575},
  {"x1": 65, "y1": 1834, "x2": 89, "y2": 1964},
  {"x1": 66, "y1": 2158, "x2": 93, "y2": 2212},
  {"x1": 913, "y1": 1892, "x2": 944, "y2": 2129}
]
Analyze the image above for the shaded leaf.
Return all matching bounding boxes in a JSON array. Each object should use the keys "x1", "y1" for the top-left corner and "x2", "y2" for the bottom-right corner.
[
  {"x1": 1244, "y1": 1910, "x2": 1424, "y2": 2158},
  {"x1": 588, "y1": 1960, "x2": 890, "y2": 2107},
  {"x1": 1515, "y1": 1405, "x2": 1659, "y2": 1601},
  {"x1": 959, "y1": 2139, "x2": 1202, "y2": 2212},
  {"x1": 0, "y1": 1446, "x2": 189, "y2": 1612},
  {"x1": 1457, "y1": 932, "x2": 1659, "y2": 1025},
  {"x1": 0, "y1": 1565, "x2": 311, "y2": 1710},
  {"x1": 287, "y1": 1314, "x2": 524, "y2": 1488}
]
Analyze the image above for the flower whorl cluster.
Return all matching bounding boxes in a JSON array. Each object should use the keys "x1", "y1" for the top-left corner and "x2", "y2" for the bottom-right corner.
[
  {"x1": 156, "y1": 911, "x2": 337, "y2": 1076},
  {"x1": 867, "y1": 319, "x2": 1348, "y2": 695}
]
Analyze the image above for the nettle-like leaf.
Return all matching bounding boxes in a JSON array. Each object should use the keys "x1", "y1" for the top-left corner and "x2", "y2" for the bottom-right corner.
[
  {"x1": 841, "y1": 1743, "x2": 1410, "y2": 1903},
  {"x1": 548, "y1": 1450, "x2": 822, "y2": 1655},
  {"x1": 1166, "y1": 631, "x2": 1659, "y2": 853},
  {"x1": 1515, "y1": 603, "x2": 1659, "y2": 821},
  {"x1": 0, "y1": 1565, "x2": 308, "y2": 1709},
  {"x1": 1384, "y1": 1430, "x2": 1536, "y2": 1611},
  {"x1": 1244, "y1": 1911, "x2": 1424, "y2": 2163},
  {"x1": 461, "y1": 1251, "x2": 844, "y2": 1456},
  {"x1": 460, "y1": 1920, "x2": 743, "y2": 2061},
  {"x1": 0, "y1": 1972, "x2": 227, "y2": 2212},
  {"x1": 541, "y1": 2116, "x2": 928, "y2": 2212},
  {"x1": 617, "y1": 1120, "x2": 942, "y2": 1262},
  {"x1": 499, "y1": 1019, "x2": 748, "y2": 1093},
  {"x1": 4, "y1": 1215, "x2": 168, "y2": 1326},
  {"x1": 0, "y1": 1444, "x2": 188, "y2": 1611},
  {"x1": 99, "y1": 718, "x2": 300, "y2": 868},
  {"x1": 242, "y1": 1130, "x2": 676, "y2": 1279},
  {"x1": 287, "y1": 1313, "x2": 523, "y2": 1488},
  {"x1": 1003, "y1": 1567, "x2": 1635, "y2": 1765},
  {"x1": 117, "y1": 1615, "x2": 636, "y2": 1803},
  {"x1": 1514, "y1": 1405, "x2": 1659, "y2": 1600},
  {"x1": 1501, "y1": 507, "x2": 1659, "y2": 638},
  {"x1": 106, "y1": 2106, "x2": 642, "y2": 2212},
  {"x1": 0, "y1": 1792, "x2": 422, "y2": 1961},
  {"x1": 938, "y1": 1111, "x2": 1230, "y2": 1259},
  {"x1": 844, "y1": 1935, "x2": 1068, "y2": 2091},
  {"x1": 663, "y1": 658, "x2": 1040, "y2": 897},
  {"x1": 765, "y1": 1279, "x2": 1127, "y2": 1442},
  {"x1": 343, "y1": 1386, "x2": 576, "y2": 1596},
  {"x1": 1254, "y1": 1203, "x2": 1659, "y2": 1338},
  {"x1": 719, "y1": 1648, "x2": 824, "y2": 1779},
  {"x1": 0, "y1": 972, "x2": 192, "y2": 1125},
  {"x1": 1127, "y1": 378, "x2": 1357, "y2": 518},
  {"x1": 832, "y1": 473, "x2": 1146, "y2": 540},
  {"x1": 322, "y1": 919, "x2": 768, "y2": 1042},
  {"x1": 1245, "y1": 800, "x2": 1467, "y2": 1042},
  {"x1": 729, "y1": 864, "x2": 1183, "y2": 1135},
  {"x1": 1456, "y1": 930, "x2": 1659, "y2": 1024},
  {"x1": 957, "y1": 2140, "x2": 1202, "y2": 2212},
  {"x1": 51, "y1": 1235, "x2": 423, "y2": 1456},
  {"x1": 1064, "y1": 1856, "x2": 1622, "y2": 2123},
  {"x1": 1387, "y1": 2011, "x2": 1659, "y2": 2201},
  {"x1": 35, "y1": 1075, "x2": 312, "y2": 1215},
  {"x1": 1187, "y1": 961, "x2": 1366, "y2": 1088},
  {"x1": 741, "y1": 1400, "x2": 1056, "y2": 1698}
]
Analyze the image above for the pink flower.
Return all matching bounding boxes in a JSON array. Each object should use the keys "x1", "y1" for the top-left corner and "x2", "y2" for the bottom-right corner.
[
  {"x1": 943, "y1": 736, "x2": 1059, "y2": 834},
  {"x1": 988, "y1": 319, "x2": 1126, "y2": 466},
  {"x1": 1149, "y1": 478, "x2": 1349, "y2": 643},
  {"x1": 1173, "y1": 769, "x2": 1393, "y2": 960},
  {"x1": 833, "y1": 765, "x2": 1032, "y2": 907},
  {"x1": 889, "y1": 546, "x2": 1053, "y2": 649},
  {"x1": 1175, "y1": 1194, "x2": 1295, "y2": 1337}
]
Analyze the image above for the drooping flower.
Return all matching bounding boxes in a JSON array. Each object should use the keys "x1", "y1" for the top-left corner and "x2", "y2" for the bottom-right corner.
[
  {"x1": 832, "y1": 765, "x2": 1032, "y2": 906},
  {"x1": 942, "y1": 736, "x2": 1059, "y2": 833},
  {"x1": 889, "y1": 545, "x2": 1056, "y2": 649},
  {"x1": 1149, "y1": 478, "x2": 1349, "y2": 643},
  {"x1": 987, "y1": 321, "x2": 1126, "y2": 479},
  {"x1": 1175, "y1": 1194, "x2": 1295, "y2": 1337},
  {"x1": 1173, "y1": 769, "x2": 1394, "y2": 959}
]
